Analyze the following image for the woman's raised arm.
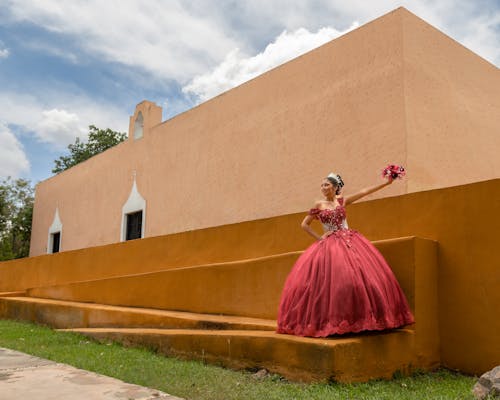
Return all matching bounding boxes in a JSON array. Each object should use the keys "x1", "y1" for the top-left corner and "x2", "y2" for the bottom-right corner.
[{"x1": 343, "y1": 179, "x2": 393, "y2": 206}]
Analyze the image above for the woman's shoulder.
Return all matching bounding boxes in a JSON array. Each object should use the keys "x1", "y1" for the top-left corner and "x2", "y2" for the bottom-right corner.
[
  {"x1": 312, "y1": 200, "x2": 327, "y2": 209},
  {"x1": 308, "y1": 200, "x2": 324, "y2": 216}
]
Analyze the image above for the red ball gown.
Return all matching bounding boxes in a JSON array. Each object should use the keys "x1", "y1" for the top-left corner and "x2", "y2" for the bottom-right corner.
[{"x1": 277, "y1": 198, "x2": 414, "y2": 337}]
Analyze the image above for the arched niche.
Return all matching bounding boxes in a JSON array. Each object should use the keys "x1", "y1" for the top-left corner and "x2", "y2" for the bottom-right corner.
[
  {"x1": 120, "y1": 175, "x2": 146, "y2": 241},
  {"x1": 133, "y1": 111, "x2": 144, "y2": 140},
  {"x1": 47, "y1": 208, "x2": 62, "y2": 254}
]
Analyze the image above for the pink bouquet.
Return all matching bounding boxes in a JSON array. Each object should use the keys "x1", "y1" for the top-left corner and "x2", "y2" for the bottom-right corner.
[{"x1": 382, "y1": 164, "x2": 406, "y2": 180}]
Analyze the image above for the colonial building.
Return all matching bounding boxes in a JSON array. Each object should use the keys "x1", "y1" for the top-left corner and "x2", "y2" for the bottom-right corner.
[
  {"x1": 29, "y1": 7, "x2": 499, "y2": 256},
  {"x1": 1, "y1": 8, "x2": 498, "y2": 381}
]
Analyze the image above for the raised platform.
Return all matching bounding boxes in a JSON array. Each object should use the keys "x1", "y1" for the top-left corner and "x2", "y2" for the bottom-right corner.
[
  {"x1": 61, "y1": 327, "x2": 416, "y2": 383},
  {"x1": 0, "y1": 296, "x2": 275, "y2": 331},
  {"x1": 0, "y1": 236, "x2": 439, "y2": 382},
  {"x1": 0, "y1": 296, "x2": 417, "y2": 382}
]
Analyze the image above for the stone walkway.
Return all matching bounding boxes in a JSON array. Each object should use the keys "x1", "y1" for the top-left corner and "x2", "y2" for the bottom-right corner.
[{"x1": 0, "y1": 347, "x2": 183, "y2": 399}]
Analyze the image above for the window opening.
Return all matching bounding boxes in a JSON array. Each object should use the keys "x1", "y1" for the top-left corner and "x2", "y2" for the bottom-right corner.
[
  {"x1": 133, "y1": 112, "x2": 144, "y2": 140},
  {"x1": 126, "y1": 211, "x2": 143, "y2": 240},
  {"x1": 51, "y1": 232, "x2": 61, "y2": 253}
]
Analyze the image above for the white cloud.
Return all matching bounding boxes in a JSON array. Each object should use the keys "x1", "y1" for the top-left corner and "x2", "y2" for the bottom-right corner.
[
  {"x1": 461, "y1": 11, "x2": 500, "y2": 66},
  {"x1": 223, "y1": 1, "x2": 500, "y2": 66},
  {"x1": 0, "y1": 0, "x2": 497, "y2": 184},
  {"x1": 36, "y1": 109, "x2": 85, "y2": 146},
  {"x1": 4, "y1": 0, "x2": 239, "y2": 82},
  {"x1": 0, "y1": 92, "x2": 46, "y2": 131},
  {"x1": 0, "y1": 91, "x2": 129, "y2": 150},
  {"x1": 183, "y1": 24, "x2": 358, "y2": 102},
  {"x1": 0, "y1": 39, "x2": 9, "y2": 59},
  {"x1": 329, "y1": 0, "x2": 500, "y2": 66},
  {"x1": 181, "y1": 1, "x2": 499, "y2": 102},
  {"x1": 3, "y1": 0, "x2": 498, "y2": 85},
  {"x1": 24, "y1": 40, "x2": 79, "y2": 63},
  {"x1": 0, "y1": 123, "x2": 30, "y2": 179}
]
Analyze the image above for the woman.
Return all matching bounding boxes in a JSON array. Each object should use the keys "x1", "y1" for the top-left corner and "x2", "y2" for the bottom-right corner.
[{"x1": 277, "y1": 168, "x2": 414, "y2": 337}]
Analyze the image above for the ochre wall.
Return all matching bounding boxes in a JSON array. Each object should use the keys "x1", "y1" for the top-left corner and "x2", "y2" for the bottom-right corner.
[
  {"x1": 29, "y1": 8, "x2": 500, "y2": 256},
  {"x1": 24, "y1": 236, "x2": 440, "y2": 372},
  {"x1": 3, "y1": 214, "x2": 312, "y2": 293},
  {"x1": 348, "y1": 179, "x2": 500, "y2": 374},
  {"x1": 23, "y1": 238, "x2": 420, "y2": 319},
  {"x1": 3, "y1": 179, "x2": 499, "y2": 374}
]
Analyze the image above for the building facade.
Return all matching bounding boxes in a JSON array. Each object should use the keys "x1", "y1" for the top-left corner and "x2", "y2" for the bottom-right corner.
[{"x1": 29, "y1": 8, "x2": 500, "y2": 256}]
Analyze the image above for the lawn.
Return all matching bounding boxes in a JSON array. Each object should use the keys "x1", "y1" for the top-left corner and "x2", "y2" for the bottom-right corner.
[{"x1": 0, "y1": 319, "x2": 479, "y2": 400}]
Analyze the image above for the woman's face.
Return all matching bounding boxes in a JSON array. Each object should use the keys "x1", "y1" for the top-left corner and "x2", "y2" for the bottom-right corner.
[{"x1": 321, "y1": 179, "x2": 336, "y2": 198}]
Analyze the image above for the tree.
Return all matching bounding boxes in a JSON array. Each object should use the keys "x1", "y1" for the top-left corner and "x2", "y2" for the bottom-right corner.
[
  {"x1": 0, "y1": 178, "x2": 34, "y2": 260},
  {"x1": 52, "y1": 125, "x2": 127, "y2": 173}
]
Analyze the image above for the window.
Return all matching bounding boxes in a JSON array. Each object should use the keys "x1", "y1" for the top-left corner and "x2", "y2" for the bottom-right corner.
[
  {"x1": 126, "y1": 211, "x2": 143, "y2": 240},
  {"x1": 51, "y1": 232, "x2": 61, "y2": 253},
  {"x1": 47, "y1": 208, "x2": 63, "y2": 254},
  {"x1": 120, "y1": 178, "x2": 146, "y2": 242}
]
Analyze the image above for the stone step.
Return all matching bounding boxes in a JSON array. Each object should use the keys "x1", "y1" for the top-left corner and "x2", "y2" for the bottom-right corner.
[
  {"x1": 0, "y1": 296, "x2": 275, "y2": 331},
  {"x1": 27, "y1": 251, "x2": 303, "y2": 319},
  {"x1": 0, "y1": 291, "x2": 26, "y2": 297},
  {"x1": 0, "y1": 237, "x2": 440, "y2": 382},
  {"x1": 59, "y1": 326, "x2": 416, "y2": 383},
  {"x1": 25, "y1": 237, "x2": 423, "y2": 320}
]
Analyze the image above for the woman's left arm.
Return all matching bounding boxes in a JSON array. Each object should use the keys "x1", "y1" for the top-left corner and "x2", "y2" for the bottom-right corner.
[{"x1": 343, "y1": 179, "x2": 393, "y2": 205}]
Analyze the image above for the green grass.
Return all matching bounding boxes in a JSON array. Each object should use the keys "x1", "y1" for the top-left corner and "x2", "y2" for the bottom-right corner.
[{"x1": 0, "y1": 319, "x2": 478, "y2": 400}]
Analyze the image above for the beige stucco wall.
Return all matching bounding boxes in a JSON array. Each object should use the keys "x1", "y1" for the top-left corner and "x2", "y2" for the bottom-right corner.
[
  {"x1": 401, "y1": 11, "x2": 500, "y2": 192},
  {"x1": 29, "y1": 8, "x2": 500, "y2": 256}
]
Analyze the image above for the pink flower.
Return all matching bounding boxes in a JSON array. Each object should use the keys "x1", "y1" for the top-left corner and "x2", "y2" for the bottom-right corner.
[{"x1": 382, "y1": 164, "x2": 406, "y2": 180}]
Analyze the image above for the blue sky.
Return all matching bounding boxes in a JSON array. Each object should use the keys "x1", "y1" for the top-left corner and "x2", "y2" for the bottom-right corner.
[{"x1": 0, "y1": 0, "x2": 498, "y2": 184}]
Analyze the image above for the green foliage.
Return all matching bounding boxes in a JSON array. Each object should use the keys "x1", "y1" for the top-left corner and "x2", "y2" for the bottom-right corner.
[
  {"x1": 0, "y1": 319, "x2": 477, "y2": 400},
  {"x1": 52, "y1": 125, "x2": 126, "y2": 174},
  {"x1": 0, "y1": 178, "x2": 34, "y2": 260}
]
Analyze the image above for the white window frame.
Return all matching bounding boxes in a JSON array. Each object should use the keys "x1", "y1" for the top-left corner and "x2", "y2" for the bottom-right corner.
[
  {"x1": 121, "y1": 177, "x2": 146, "y2": 241},
  {"x1": 47, "y1": 208, "x2": 63, "y2": 254}
]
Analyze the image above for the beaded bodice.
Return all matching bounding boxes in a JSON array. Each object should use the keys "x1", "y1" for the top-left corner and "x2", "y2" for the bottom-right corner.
[{"x1": 309, "y1": 202, "x2": 348, "y2": 232}]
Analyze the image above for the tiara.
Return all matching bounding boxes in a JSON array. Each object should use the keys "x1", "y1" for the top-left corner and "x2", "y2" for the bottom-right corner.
[{"x1": 327, "y1": 173, "x2": 344, "y2": 187}]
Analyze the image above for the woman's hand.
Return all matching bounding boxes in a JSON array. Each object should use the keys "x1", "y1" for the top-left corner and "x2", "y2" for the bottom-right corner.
[
  {"x1": 321, "y1": 231, "x2": 334, "y2": 240},
  {"x1": 301, "y1": 214, "x2": 322, "y2": 240}
]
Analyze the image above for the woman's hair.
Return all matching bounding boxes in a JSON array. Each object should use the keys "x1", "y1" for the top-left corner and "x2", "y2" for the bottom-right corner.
[{"x1": 326, "y1": 173, "x2": 344, "y2": 195}]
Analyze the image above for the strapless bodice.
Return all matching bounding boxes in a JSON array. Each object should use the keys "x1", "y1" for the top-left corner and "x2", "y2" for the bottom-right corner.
[{"x1": 309, "y1": 205, "x2": 348, "y2": 232}]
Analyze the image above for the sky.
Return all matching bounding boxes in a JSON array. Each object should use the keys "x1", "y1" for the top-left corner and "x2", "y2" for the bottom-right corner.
[{"x1": 0, "y1": 0, "x2": 499, "y2": 184}]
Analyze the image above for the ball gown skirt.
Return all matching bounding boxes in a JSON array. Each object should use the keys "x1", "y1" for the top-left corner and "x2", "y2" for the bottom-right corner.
[{"x1": 276, "y1": 206, "x2": 414, "y2": 337}]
